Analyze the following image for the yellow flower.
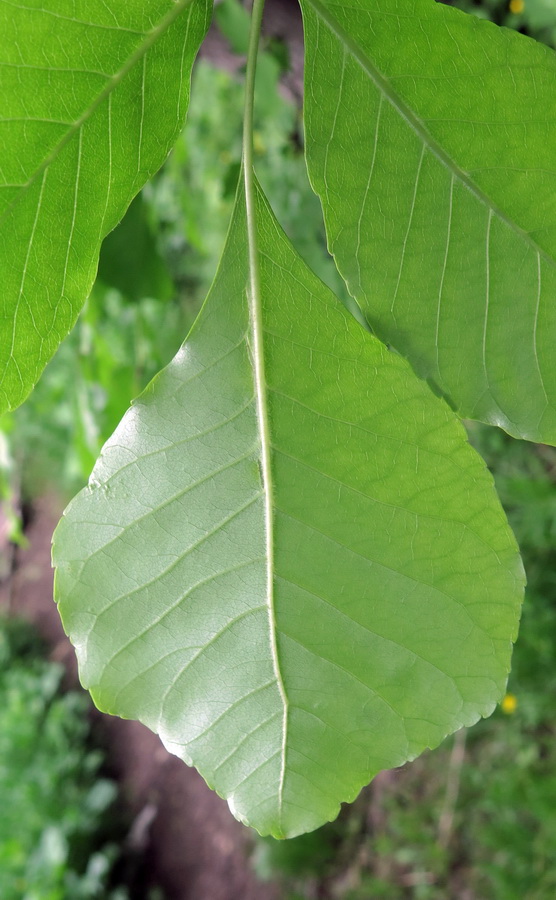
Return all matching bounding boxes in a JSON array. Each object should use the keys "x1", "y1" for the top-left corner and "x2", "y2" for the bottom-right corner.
[
  {"x1": 501, "y1": 693, "x2": 518, "y2": 714},
  {"x1": 509, "y1": 0, "x2": 525, "y2": 14}
]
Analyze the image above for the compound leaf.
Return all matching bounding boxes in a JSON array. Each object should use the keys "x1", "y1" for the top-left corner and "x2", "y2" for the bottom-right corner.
[
  {"x1": 53, "y1": 181, "x2": 524, "y2": 838},
  {"x1": 302, "y1": 0, "x2": 556, "y2": 443},
  {"x1": 0, "y1": 0, "x2": 210, "y2": 413}
]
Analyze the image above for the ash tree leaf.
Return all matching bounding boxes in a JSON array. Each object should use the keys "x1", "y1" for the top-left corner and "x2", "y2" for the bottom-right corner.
[
  {"x1": 0, "y1": 0, "x2": 211, "y2": 414},
  {"x1": 53, "y1": 181, "x2": 524, "y2": 839},
  {"x1": 301, "y1": 0, "x2": 556, "y2": 444}
]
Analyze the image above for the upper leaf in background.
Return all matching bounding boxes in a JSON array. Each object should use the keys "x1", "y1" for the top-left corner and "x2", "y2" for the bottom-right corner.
[
  {"x1": 301, "y1": 0, "x2": 556, "y2": 444},
  {"x1": 53, "y1": 182, "x2": 523, "y2": 838},
  {"x1": 0, "y1": 0, "x2": 211, "y2": 414}
]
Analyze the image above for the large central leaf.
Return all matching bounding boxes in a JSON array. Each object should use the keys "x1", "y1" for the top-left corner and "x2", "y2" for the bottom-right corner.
[
  {"x1": 0, "y1": 0, "x2": 210, "y2": 413},
  {"x1": 301, "y1": 0, "x2": 556, "y2": 444},
  {"x1": 53, "y1": 182, "x2": 523, "y2": 838}
]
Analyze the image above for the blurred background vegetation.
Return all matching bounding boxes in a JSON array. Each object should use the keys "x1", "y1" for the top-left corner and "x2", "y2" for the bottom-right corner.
[
  {"x1": 0, "y1": 618, "x2": 164, "y2": 900},
  {"x1": 1, "y1": 0, "x2": 556, "y2": 896}
]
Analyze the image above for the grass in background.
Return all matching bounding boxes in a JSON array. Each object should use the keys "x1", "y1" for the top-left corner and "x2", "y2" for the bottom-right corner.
[{"x1": 0, "y1": 618, "x2": 135, "y2": 900}]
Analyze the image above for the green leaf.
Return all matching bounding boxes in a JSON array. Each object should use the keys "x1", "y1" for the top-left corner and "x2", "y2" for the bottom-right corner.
[
  {"x1": 53, "y1": 182, "x2": 524, "y2": 838},
  {"x1": 0, "y1": 0, "x2": 211, "y2": 414},
  {"x1": 301, "y1": 0, "x2": 556, "y2": 443}
]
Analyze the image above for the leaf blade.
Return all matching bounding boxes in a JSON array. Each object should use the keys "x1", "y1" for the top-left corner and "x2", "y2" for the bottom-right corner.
[
  {"x1": 301, "y1": 0, "x2": 556, "y2": 442},
  {"x1": 0, "y1": 0, "x2": 211, "y2": 413},
  {"x1": 53, "y1": 183, "x2": 524, "y2": 837}
]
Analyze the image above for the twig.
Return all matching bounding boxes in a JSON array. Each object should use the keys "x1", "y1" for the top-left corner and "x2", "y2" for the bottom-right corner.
[{"x1": 438, "y1": 728, "x2": 467, "y2": 851}]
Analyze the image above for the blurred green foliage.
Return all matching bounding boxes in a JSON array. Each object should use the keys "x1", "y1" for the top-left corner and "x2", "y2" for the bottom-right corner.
[{"x1": 0, "y1": 618, "x2": 129, "y2": 900}]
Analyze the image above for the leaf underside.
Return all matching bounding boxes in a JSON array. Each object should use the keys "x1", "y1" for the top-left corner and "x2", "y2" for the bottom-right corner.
[
  {"x1": 0, "y1": 0, "x2": 210, "y2": 414},
  {"x1": 53, "y1": 182, "x2": 524, "y2": 838},
  {"x1": 302, "y1": 0, "x2": 556, "y2": 444}
]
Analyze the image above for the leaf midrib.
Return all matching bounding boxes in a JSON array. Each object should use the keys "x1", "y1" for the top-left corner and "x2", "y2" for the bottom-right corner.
[
  {"x1": 240, "y1": 0, "x2": 288, "y2": 831},
  {"x1": 0, "y1": 0, "x2": 196, "y2": 228},
  {"x1": 304, "y1": 0, "x2": 556, "y2": 273},
  {"x1": 244, "y1": 183, "x2": 289, "y2": 828}
]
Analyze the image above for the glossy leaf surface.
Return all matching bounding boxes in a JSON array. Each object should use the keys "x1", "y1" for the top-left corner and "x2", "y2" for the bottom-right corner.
[
  {"x1": 53, "y1": 182, "x2": 524, "y2": 837},
  {"x1": 302, "y1": 0, "x2": 556, "y2": 443},
  {"x1": 0, "y1": 0, "x2": 210, "y2": 413}
]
